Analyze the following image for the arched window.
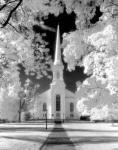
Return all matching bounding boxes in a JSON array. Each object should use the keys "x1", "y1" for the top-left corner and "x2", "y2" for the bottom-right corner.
[
  {"x1": 56, "y1": 95, "x2": 60, "y2": 111},
  {"x1": 70, "y1": 103, "x2": 74, "y2": 112},
  {"x1": 43, "y1": 103, "x2": 47, "y2": 111}
]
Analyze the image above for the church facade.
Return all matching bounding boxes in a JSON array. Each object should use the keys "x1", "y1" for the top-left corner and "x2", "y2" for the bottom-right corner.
[{"x1": 32, "y1": 26, "x2": 80, "y2": 121}]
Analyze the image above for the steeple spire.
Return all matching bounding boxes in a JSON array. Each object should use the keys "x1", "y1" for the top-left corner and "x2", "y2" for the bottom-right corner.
[{"x1": 54, "y1": 25, "x2": 62, "y2": 65}]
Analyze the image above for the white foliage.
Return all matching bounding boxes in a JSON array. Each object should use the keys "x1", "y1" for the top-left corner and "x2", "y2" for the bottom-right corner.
[
  {"x1": 63, "y1": 6, "x2": 118, "y2": 95},
  {"x1": 0, "y1": 29, "x2": 34, "y2": 64},
  {"x1": 90, "y1": 107, "x2": 102, "y2": 120},
  {"x1": 85, "y1": 23, "x2": 118, "y2": 94},
  {"x1": 88, "y1": 91, "x2": 97, "y2": 98},
  {"x1": 87, "y1": 24, "x2": 117, "y2": 53},
  {"x1": 76, "y1": 97, "x2": 88, "y2": 115},
  {"x1": 63, "y1": 30, "x2": 88, "y2": 70},
  {"x1": 0, "y1": 87, "x2": 19, "y2": 121},
  {"x1": 90, "y1": 104, "x2": 118, "y2": 121},
  {"x1": 23, "y1": 0, "x2": 63, "y2": 15},
  {"x1": 83, "y1": 79, "x2": 90, "y2": 86},
  {"x1": 62, "y1": 0, "x2": 118, "y2": 119},
  {"x1": 90, "y1": 106, "x2": 109, "y2": 121},
  {"x1": 0, "y1": 0, "x2": 5, "y2": 4},
  {"x1": 76, "y1": 77, "x2": 118, "y2": 120}
]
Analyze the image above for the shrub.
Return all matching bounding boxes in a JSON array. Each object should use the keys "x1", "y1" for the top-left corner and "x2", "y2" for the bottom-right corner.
[{"x1": 24, "y1": 112, "x2": 31, "y2": 121}]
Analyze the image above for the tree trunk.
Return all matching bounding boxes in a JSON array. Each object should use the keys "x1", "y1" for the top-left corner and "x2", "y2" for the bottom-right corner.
[{"x1": 18, "y1": 99, "x2": 22, "y2": 122}]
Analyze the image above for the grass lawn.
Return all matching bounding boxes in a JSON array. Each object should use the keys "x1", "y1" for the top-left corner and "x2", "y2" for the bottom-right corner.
[{"x1": 1, "y1": 122, "x2": 118, "y2": 150}]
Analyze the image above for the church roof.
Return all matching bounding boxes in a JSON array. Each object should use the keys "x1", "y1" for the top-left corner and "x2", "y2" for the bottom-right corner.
[
  {"x1": 38, "y1": 89, "x2": 51, "y2": 98},
  {"x1": 37, "y1": 88, "x2": 74, "y2": 99},
  {"x1": 65, "y1": 89, "x2": 75, "y2": 99}
]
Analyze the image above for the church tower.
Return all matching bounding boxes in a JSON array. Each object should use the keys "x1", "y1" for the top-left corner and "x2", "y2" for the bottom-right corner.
[{"x1": 50, "y1": 25, "x2": 65, "y2": 121}]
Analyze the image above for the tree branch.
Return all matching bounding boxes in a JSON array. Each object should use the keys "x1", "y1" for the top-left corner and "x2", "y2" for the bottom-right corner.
[
  {"x1": 1, "y1": 0, "x2": 23, "y2": 28},
  {"x1": 8, "y1": 22, "x2": 20, "y2": 33},
  {"x1": 21, "y1": 99, "x2": 25, "y2": 109},
  {"x1": 110, "y1": 1, "x2": 118, "y2": 7},
  {"x1": 0, "y1": 0, "x2": 17, "y2": 11}
]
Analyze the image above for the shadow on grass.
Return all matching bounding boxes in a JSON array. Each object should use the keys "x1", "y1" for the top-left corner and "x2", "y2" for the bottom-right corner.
[
  {"x1": 2, "y1": 127, "x2": 118, "y2": 133},
  {"x1": 2, "y1": 123, "x2": 76, "y2": 150},
  {"x1": 0, "y1": 127, "x2": 53, "y2": 132},
  {"x1": 2, "y1": 123, "x2": 118, "y2": 149}
]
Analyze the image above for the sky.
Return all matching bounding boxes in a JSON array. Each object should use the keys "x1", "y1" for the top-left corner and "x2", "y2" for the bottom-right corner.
[{"x1": 21, "y1": 10, "x2": 88, "y2": 93}]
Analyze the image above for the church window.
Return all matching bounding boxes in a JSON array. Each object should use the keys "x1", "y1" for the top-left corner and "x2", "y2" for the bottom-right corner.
[
  {"x1": 43, "y1": 103, "x2": 47, "y2": 111},
  {"x1": 56, "y1": 95, "x2": 60, "y2": 111},
  {"x1": 70, "y1": 103, "x2": 74, "y2": 112}
]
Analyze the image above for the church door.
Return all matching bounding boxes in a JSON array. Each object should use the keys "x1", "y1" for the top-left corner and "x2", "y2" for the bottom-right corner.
[{"x1": 55, "y1": 95, "x2": 61, "y2": 120}]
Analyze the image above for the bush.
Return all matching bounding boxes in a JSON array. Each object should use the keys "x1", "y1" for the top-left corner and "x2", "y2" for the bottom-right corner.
[
  {"x1": 24, "y1": 112, "x2": 31, "y2": 121},
  {"x1": 80, "y1": 115, "x2": 90, "y2": 121},
  {"x1": 0, "y1": 119, "x2": 9, "y2": 123}
]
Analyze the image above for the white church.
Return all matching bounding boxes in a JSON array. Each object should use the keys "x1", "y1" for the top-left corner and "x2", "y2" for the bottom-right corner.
[{"x1": 32, "y1": 26, "x2": 80, "y2": 122}]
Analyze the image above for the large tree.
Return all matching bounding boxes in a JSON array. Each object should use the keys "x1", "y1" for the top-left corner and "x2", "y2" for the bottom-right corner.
[
  {"x1": 76, "y1": 77, "x2": 118, "y2": 120},
  {"x1": 63, "y1": 0, "x2": 118, "y2": 94},
  {"x1": 61, "y1": 0, "x2": 118, "y2": 119},
  {"x1": 2, "y1": 0, "x2": 118, "y2": 120},
  {"x1": 0, "y1": 0, "x2": 61, "y2": 121}
]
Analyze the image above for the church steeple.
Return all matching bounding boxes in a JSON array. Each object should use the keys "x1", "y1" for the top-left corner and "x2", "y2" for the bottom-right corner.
[
  {"x1": 52, "y1": 25, "x2": 64, "y2": 81},
  {"x1": 54, "y1": 25, "x2": 62, "y2": 65},
  {"x1": 50, "y1": 25, "x2": 65, "y2": 122}
]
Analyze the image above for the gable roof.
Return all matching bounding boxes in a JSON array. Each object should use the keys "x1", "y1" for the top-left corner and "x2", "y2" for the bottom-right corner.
[
  {"x1": 36, "y1": 88, "x2": 74, "y2": 98},
  {"x1": 37, "y1": 89, "x2": 51, "y2": 98},
  {"x1": 65, "y1": 89, "x2": 74, "y2": 96},
  {"x1": 65, "y1": 89, "x2": 75, "y2": 99}
]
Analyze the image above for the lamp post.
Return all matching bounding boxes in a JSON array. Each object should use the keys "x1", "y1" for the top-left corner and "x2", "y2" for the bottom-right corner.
[
  {"x1": 18, "y1": 98, "x2": 22, "y2": 123},
  {"x1": 46, "y1": 108, "x2": 48, "y2": 130},
  {"x1": 63, "y1": 113, "x2": 64, "y2": 123}
]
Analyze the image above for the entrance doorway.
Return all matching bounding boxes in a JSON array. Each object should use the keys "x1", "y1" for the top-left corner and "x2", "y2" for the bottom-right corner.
[{"x1": 55, "y1": 95, "x2": 61, "y2": 123}]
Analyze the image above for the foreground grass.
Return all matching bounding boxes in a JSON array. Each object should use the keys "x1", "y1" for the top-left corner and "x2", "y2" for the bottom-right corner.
[
  {"x1": 1, "y1": 122, "x2": 118, "y2": 150},
  {"x1": 0, "y1": 138, "x2": 41, "y2": 150}
]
